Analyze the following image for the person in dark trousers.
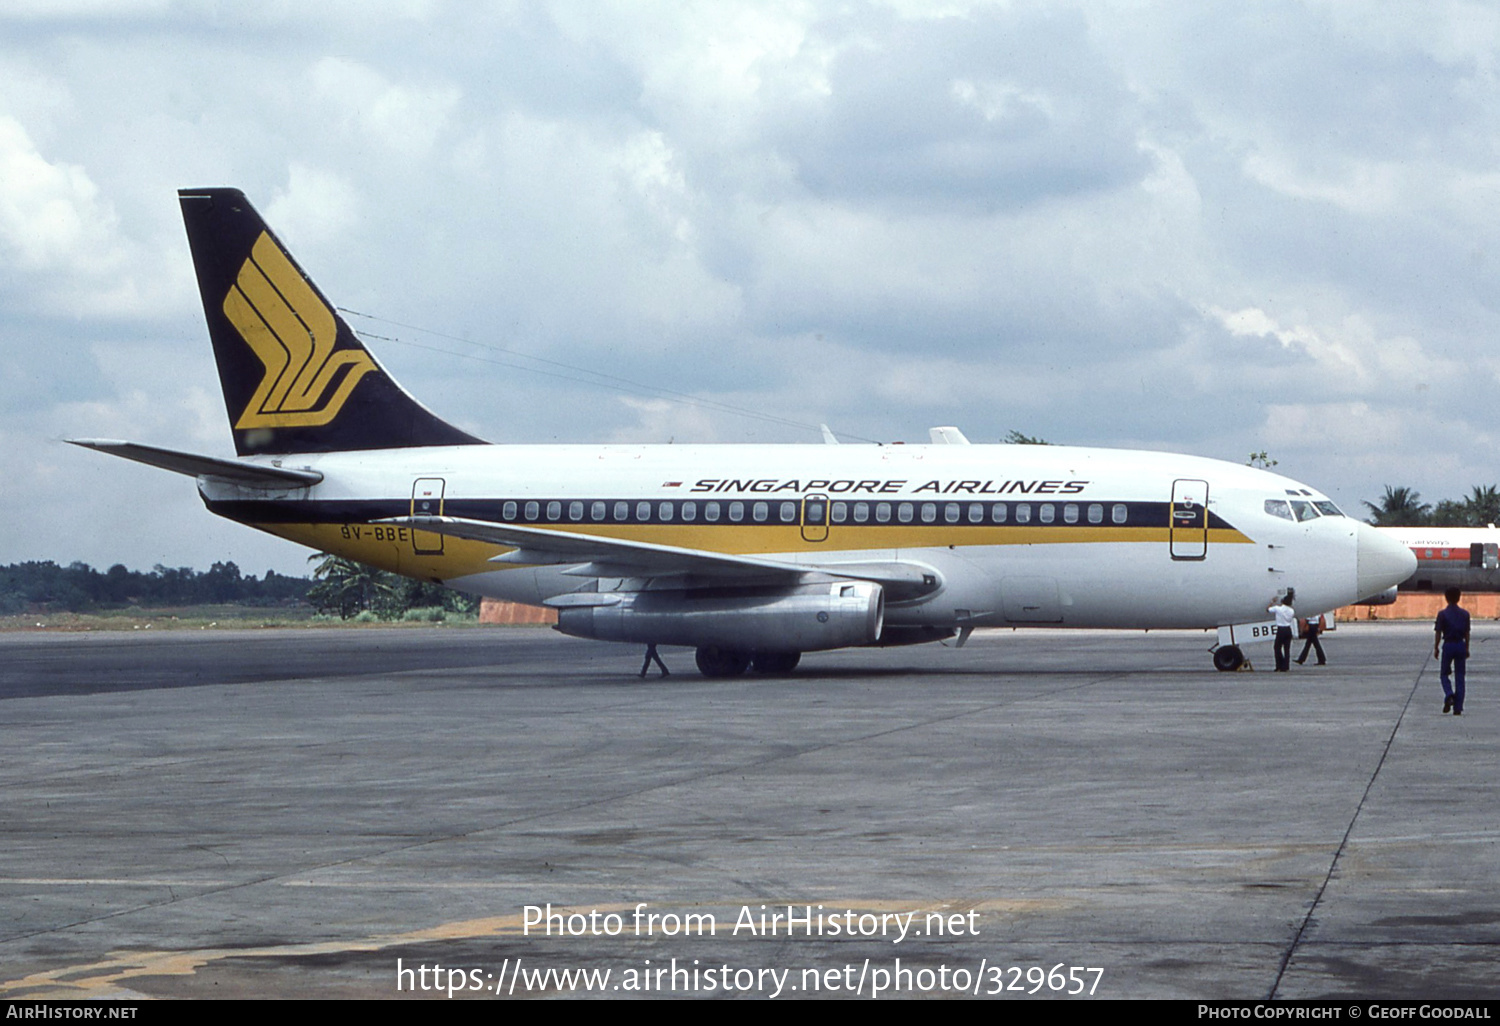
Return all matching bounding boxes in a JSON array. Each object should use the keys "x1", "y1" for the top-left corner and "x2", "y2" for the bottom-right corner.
[
  {"x1": 640, "y1": 643, "x2": 670, "y2": 678},
  {"x1": 1269, "y1": 590, "x2": 1296, "y2": 671},
  {"x1": 1295, "y1": 613, "x2": 1327, "y2": 665},
  {"x1": 1434, "y1": 587, "x2": 1470, "y2": 715}
]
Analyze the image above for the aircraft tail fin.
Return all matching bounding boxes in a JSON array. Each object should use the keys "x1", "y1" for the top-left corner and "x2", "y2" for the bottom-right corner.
[{"x1": 178, "y1": 187, "x2": 485, "y2": 455}]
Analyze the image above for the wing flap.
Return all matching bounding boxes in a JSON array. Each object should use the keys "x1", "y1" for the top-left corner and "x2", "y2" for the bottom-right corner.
[
  {"x1": 379, "y1": 515, "x2": 809, "y2": 579},
  {"x1": 379, "y1": 514, "x2": 939, "y2": 594}
]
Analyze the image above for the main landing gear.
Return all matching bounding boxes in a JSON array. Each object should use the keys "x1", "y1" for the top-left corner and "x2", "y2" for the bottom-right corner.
[{"x1": 693, "y1": 646, "x2": 802, "y2": 677}]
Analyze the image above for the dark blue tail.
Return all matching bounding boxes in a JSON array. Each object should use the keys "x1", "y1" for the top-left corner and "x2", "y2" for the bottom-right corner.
[{"x1": 179, "y1": 188, "x2": 485, "y2": 455}]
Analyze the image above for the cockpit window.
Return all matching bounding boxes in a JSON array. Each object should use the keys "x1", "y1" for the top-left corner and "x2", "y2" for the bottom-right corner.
[
  {"x1": 1290, "y1": 500, "x2": 1319, "y2": 522},
  {"x1": 1313, "y1": 501, "x2": 1344, "y2": 517},
  {"x1": 1264, "y1": 499, "x2": 1294, "y2": 521}
]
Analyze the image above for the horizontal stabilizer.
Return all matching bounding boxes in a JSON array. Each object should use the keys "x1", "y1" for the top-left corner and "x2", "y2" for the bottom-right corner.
[{"x1": 66, "y1": 439, "x2": 323, "y2": 486}]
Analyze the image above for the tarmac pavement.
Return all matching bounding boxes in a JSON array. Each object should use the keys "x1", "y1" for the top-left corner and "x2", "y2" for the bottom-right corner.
[{"x1": 0, "y1": 621, "x2": 1494, "y2": 1000}]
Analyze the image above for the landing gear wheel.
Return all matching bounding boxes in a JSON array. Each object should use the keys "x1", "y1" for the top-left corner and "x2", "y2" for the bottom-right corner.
[
  {"x1": 1213, "y1": 645, "x2": 1245, "y2": 672},
  {"x1": 751, "y1": 651, "x2": 801, "y2": 675},
  {"x1": 696, "y1": 645, "x2": 752, "y2": 677}
]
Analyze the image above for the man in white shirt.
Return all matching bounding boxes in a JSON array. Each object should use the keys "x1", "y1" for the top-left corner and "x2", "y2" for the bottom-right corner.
[{"x1": 1268, "y1": 590, "x2": 1297, "y2": 672}]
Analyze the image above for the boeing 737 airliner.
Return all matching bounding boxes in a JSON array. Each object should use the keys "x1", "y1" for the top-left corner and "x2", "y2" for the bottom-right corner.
[{"x1": 71, "y1": 189, "x2": 1415, "y2": 674}]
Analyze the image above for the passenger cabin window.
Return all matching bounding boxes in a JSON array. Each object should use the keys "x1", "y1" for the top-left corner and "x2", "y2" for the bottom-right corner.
[
  {"x1": 1063, "y1": 503, "x2": 1079, "y2": 524},
  {"x1": 729, "y1": 501, "x2": 744, "y2": 522},
  {"x1": 568, "y1": 501, "x2": 584, "y2": 521},
  {"x1": 780, "y1": 501, "x2": 798, "y2": 523},
  {"x1": 875, "y1": 502, "x2": 891, "y2": 523},
  {"x1": 1264, "y1": 500, "x2": 1294, "y2": 521},
  {"x1": 659, "y1": 502, "x2": 674, "y2": 521},
  {"x1": 682, "y1": 501, "x2": 697, "y2": 521},
  {"x1": 1087, "y1": 503, "x2": 1102, "y2": 524},
  {"x1": 503, "y1": 501, "x2": 517, "y2": 520},
  {"x1": 944, "y1": 503, "x2": 960, "y2": 523},
  {"x1": 921, "y1": 503, "x2": 937, "y2": 523},
  {"x1": 831, "y1": 502, "x2": 848, "y2": 523},
  {"x1": 524, "y1": 501, "x2": 540, "y2": 521},
  {"x1": 853, "y1": 502, "x2": 870, "y2": 523},
  {"x1": 1016, "y1": 503, "x2": 1032, "y2": 524},
  {"x1": 1111, "y1": 503, "x2": 1127, "y2": 524},
  {"x1": 752, "y1": 502, "x2": 769, "y2": 522},
  {"x1": 636, "y1": 501, "x2": 652, "y2": 521},
  {"x1": 1039, "y1": 503, "x2": 1055, "y2": 524},
  {"x1": 898, "y1": 502, "x2": 914, "y2": 523},
  {"x1": 546, "y1": 501, "x2": 562, "y2": 521},
  {"x1": 991, "y1": 503, "x2": 1007, "y2": 523},
  {"x1": 590, "y1": 501, "x2": 605, "y2": 521},
  {"x1": 705, "y1": 501, "x2": 721, "y2": 522},
  {"x1": 614, "y1": 501, "x2": 629, "y2": 521}
]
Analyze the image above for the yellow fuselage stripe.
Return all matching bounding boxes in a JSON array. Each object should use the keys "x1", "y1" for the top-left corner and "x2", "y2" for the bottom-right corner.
[{"x1": 255, "y1": 521, "x2": 1254, "y2": 580}]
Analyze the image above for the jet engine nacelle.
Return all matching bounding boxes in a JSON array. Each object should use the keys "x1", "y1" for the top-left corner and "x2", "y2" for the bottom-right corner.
[{"x1": 556, "y1": 581, "x2": 885, "y2": 651}]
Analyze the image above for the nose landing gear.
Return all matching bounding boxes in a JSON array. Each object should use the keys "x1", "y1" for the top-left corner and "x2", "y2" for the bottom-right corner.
[{"x1": 1212, "y1": 645, "x2": 1246, "y2": 672}]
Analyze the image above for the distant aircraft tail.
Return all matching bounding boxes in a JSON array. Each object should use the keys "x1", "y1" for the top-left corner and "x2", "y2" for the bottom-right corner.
[{"x1": 178, "y1": 188, "x2": 485, "y2": 455}]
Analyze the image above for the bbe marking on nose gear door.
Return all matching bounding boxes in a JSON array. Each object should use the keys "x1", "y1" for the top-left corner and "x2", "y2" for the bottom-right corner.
[{"x1": 411, "y1": 478, "x2": 446, "y2": 555}]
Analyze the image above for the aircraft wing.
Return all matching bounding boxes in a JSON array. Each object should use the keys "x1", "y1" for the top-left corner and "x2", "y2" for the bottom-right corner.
[
  {"x1": 379, "y1": 514, "x2": 931, "y2": 591},
  {"x1": 381, "y1": 514, "x2": 812, "y2": 579},
  {"x1": 67, "y1": 439, "x2": 324, "y2": 486}
]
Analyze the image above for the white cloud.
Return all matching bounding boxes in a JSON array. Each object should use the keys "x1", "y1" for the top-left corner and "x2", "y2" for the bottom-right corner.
[
  {"x1": 308, "y1": 56, "x2": 461, "y2": 160},
  {"x1": 266, "y1": 164, "x2": 360, "y2": 248},
  {"x1": 6, "y1": 1, "x2": 1500, "y2": 573},
  {"x1": 950, "y1": 78, "x2": 1057, "y2": 124},
  {"x1": 0, "y1": 114, "x2": 168, "y2": 317},
  {"x1": 1208, "y1": 306, "x2": 1367, "y2": 382},
  {"x1": 1241, "y1": 149, "x2": 1402, "y2": 215},
  {"x1": 0, "y1": 115, "x2": 114, "y2": 273}
]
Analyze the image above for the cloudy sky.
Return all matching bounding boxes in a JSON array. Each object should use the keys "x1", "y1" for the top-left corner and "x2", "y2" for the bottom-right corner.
[{"x1": 4, "y1": 0, "x2": 1499, "y2": 576}]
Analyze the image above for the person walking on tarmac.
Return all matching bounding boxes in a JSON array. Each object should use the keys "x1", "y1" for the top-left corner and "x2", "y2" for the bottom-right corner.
[
  {"x1": 639, "y1": 643, "x2": 670, "y2": 678},
  {"x1": 1295, "y1": 611, "x2": 1327, "y2": 665},
  {"x1": 1434, "y1": 587, "x2": 1470, "y2": 715},
  {"x1": 1269, "y1": 589, "x2": 1297, "y2": 672}
]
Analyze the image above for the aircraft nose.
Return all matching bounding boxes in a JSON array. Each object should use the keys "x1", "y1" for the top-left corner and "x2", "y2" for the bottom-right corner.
[{"x1": 1355, "y1": 522, "x2": 1416, "y2": 600}]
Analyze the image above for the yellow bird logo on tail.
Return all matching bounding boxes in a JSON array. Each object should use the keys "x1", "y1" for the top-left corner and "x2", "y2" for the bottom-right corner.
[{"x1": 224, "y1": 232, "x2": 375, "y2": 429}]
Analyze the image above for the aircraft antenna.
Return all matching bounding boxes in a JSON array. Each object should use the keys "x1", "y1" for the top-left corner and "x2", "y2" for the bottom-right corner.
[{"x1": 339, "y1": 308, "x2": 881, "y2": 443}]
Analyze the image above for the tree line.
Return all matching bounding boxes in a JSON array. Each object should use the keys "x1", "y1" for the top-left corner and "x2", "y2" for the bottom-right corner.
[
  {"x1": 0, "y1": 560, "x2": 310, "y2": 614},
  {"x1": 1363, "y1": 485, "x2": 1500, "y2": 527},
  {"x1": 1, "y1": 556, "x2": 481, "y2": 620}
]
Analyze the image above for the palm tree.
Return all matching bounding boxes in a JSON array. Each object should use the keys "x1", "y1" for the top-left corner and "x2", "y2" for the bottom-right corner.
[
  {"x1": 307, "y1": 554, "x2": 400, "y2": 619},
  {"x1": 1431, "y1": 499, "x2": 1469, "y2": 527},
  {"x1": 1363, "y1": 486, "x2": 1432, "y2": 526},
  {"x1": 1464, "y1": 485, "x2": 1500, "y2": 526}
]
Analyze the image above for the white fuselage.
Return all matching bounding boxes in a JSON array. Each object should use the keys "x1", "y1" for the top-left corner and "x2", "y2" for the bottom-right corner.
[{"x1": 200, "y1": 442, "x2": 1414, "y2": 631}]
